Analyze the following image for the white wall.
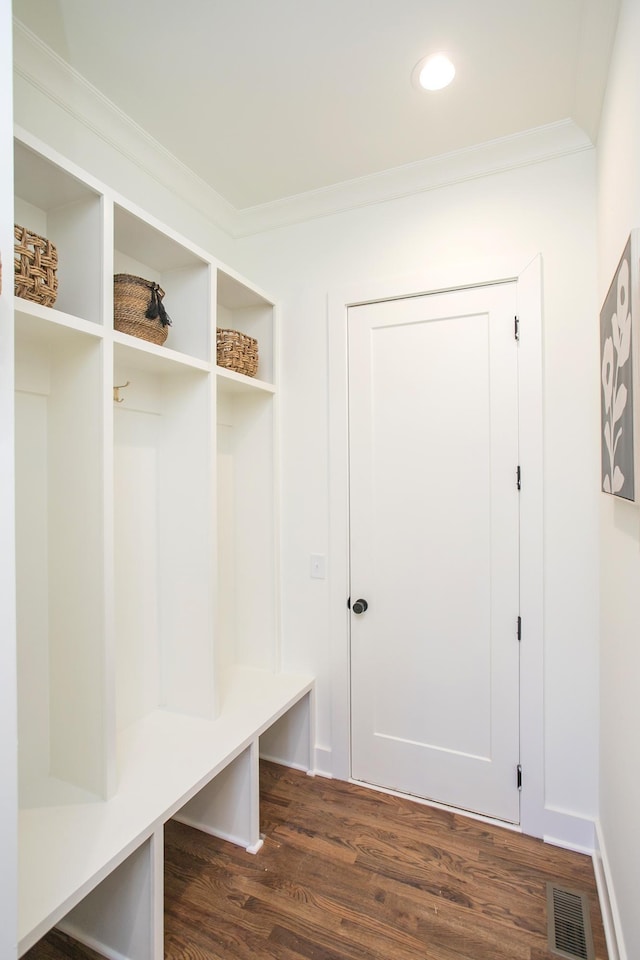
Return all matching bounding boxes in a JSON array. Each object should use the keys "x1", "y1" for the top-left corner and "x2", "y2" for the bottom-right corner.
[
  {"x1": 596, "y1": 1, "x2": 640, "y2": 957},
  {"x1": 234, "y1": 151, "x2": 601, "y2": 843},
  {"x1": 0, "y1": 0, "x2": 17, "y2": 956}
]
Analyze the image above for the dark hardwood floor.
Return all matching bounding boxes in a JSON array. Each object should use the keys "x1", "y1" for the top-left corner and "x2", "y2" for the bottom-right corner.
[{"x1": 26, "y1": 761, "x2": 608, "y2": 960}]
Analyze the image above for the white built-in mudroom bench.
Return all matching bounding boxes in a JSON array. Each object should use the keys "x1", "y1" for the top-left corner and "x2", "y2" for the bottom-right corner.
[{"x1": 13, "y1": 128, "x2": 314, "y2": 959}]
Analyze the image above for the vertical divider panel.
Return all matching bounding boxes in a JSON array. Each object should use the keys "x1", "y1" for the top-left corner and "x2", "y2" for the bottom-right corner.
[
  {"x1": 0, "y1": 22, "x2": 16, "y2": 955},
  {"x1": 102, "y1": 196, "x2": 117, "y2": 799},
  {"x1": 248, "y1": 739, "x2": 263, "y2": 853},
  {"x1": 173, "y1": 743, "x2": 262, "y2": 852},
  {"x1": 151, "y1": 829, "x2": 164, "y2": 960},
  {"x1": 209, "y1": 270, "x2": 220, "y2": 720}
]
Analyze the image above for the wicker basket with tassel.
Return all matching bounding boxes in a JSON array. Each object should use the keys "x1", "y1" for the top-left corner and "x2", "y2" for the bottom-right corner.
[{"x1": 114, "y1": 273, "x2": 171, "y2": 345}]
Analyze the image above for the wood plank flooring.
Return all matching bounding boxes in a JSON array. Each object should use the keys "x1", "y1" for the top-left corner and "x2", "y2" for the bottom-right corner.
[{"x1": 25, "y1": 761, "x2": 608, "y2": 960}]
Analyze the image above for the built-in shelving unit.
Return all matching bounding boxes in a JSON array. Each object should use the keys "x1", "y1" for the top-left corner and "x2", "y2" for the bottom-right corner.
[{"x1": 13, "y1": 129, "x2": 313, "y2": 960}]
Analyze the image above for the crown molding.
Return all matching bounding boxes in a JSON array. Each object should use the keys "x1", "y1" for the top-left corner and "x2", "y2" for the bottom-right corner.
[
  {"x1": 233, "y1": 120, "x2": 594, "y2": 236},
  {"x1": 13, "y1": 18, "x2": 595, "y2": 240},
  {"x1": 12, "y1": 20, "x2": 238, "y2": 236}
]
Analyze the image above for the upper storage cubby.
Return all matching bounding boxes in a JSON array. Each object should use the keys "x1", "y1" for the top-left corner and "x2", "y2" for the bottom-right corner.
[
  {"x1": 217, "y1": 269, "x2": 275, "y2": 387},
  {"x1": 114, "y1": 204, "x2": 212, "y2": 363},
  {"x1": 14, "y1": 139, "x2": 104, "y2": 325}
]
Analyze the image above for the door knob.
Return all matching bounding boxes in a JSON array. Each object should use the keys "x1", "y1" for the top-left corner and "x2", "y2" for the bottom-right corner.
[{"x1": 352, "y1": 598, "x2": 368, "y2": 615}]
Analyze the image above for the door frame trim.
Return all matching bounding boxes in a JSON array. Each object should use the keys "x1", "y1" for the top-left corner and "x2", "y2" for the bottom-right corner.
[{"x1": 327, "y1": 256, "x2": 544, "y2": 837}]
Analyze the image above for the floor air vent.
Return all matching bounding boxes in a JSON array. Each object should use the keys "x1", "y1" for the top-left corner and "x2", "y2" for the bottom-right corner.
[{"x1": 546, "y1": 883, "x2": 595, "y2": 960}]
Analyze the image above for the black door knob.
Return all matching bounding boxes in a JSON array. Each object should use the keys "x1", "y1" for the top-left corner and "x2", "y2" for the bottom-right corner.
[{"x1": 352, "y1": 598, "x2": 368, "y2": 615}]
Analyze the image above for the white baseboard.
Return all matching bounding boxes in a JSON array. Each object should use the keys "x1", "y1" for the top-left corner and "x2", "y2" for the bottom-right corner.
[
  {"x1": 593, "y1": 820, "x2": 627, "y2": 960},
  {"x1": 543, "y1": 806, "x2": 596, "y2": 854},
  {"x1": 313, "y1": 745, "x2": 332, "y2": 778},
  {"x1": 258, "y1": 744, "x2": 331, "y2": 778},
  {"x1": 259, "y1": 751, "x2": 310, "y2": 772},
  {"x1": 56, "y1": 922, "x2": 130, "y2": 960},
  {"x1": 171, "y1": 811, "x2": 255, "y2": 852}
]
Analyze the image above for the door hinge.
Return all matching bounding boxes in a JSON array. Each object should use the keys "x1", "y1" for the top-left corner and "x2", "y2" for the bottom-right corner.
[
  {"x1": 517, "y1": 764, "x2": 523, "y2": 790},
  {"x1": 517, "y1": 615, "x2": 522, "y2": 642},
  {"x1": 516, "y1": 465, "x2": 521, "y2": 490},
  {"x1": 514, "y1": 316, "x2": 520, "y2": 341}
]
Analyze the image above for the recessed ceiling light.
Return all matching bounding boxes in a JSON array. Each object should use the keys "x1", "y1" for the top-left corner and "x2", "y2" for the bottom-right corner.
[{"x1": 413, "y1": 53, "x2": 456, "y2": 91}]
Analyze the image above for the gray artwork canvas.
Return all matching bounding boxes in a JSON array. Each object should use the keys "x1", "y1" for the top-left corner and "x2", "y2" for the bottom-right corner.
[{"x1": 601, "y1": 235, "x2": 635, "y2": 500}]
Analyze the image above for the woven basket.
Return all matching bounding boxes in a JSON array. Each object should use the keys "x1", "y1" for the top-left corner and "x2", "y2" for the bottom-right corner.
[
  {"x1": 114, "y1": 274, "x2": 171, "y2": 345},
  {"x1": 216, "y1": 328, "x2": 259, "y2": 377},
  {"x1": 14, "y1": 224, "x2": 59, "y2": 308}
]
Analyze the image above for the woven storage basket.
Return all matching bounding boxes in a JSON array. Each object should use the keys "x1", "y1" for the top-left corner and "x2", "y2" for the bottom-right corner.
[
  {"x1": 114, "y1": 273, "x2": 171, "y2": 345},
  {"x1": 216, "y1": 328, "x2": 259, "y2": 377},
  {"x1": 14, "y1": 224, "x2": 59, "y2": 308}
]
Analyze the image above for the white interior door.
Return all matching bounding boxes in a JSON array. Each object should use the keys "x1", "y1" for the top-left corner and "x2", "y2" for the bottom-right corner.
[{"x1": 348, "y1": 282, "x2": 521, "y2": 822}]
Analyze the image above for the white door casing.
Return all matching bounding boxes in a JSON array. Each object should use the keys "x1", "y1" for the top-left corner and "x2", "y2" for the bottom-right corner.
[{"x1": 348, "y1": 283, "x2": 520, "y2": 823}]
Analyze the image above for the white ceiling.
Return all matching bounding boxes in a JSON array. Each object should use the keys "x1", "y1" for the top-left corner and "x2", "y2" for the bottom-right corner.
[{"x1": 13, "y1": 0, "x2": 620, "y2": 212}]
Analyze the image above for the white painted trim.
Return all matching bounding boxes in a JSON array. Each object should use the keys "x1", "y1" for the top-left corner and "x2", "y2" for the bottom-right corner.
[
  {"x1": 0, "y1": 4, "x2": 17, "y2": 958},
  {"x1": 313, "y1": 745, "x2": 333, "y2": 778},
  {"x1": 593, "y1": 819, "x2": 627, "y2": 960},
  {"x1": 517, "y1": 256, "x2": 545, "y2": 839},
  {"x1": 151, "y1": 829, "x2": 163, "y2": 960},
  {"x1": 543, "y1": 806, "x2": 595, "y2": 854},
  {"x1": 170, "y1": 814, "x2": 248, "y2": 850},
  {"x1": 236, "y1": 122, "x2": 593, "y2": 236},
  {"x1": 328, "y1": 256, "x2": 544, "y2": 835},
  {"x1": 259, "y1": 754, "x2": 309, "y2": 773},
  {"x1": 327, "y1": 292, "x2": 351, "y2": 782},
  {"x1": 13, "y1": 19, "x2": 594, "y2": 239},
  {"x1": 12, "y1": 20, "x2": 237, "y2": 236},
  {"x1": 55, "y1": 925, "x2": 133, "y2": 960}
]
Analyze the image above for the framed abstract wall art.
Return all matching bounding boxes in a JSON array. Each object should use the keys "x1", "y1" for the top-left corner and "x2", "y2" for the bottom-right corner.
[{"x1": 600, "y1": 231, "x2": 640, "y2": 502}]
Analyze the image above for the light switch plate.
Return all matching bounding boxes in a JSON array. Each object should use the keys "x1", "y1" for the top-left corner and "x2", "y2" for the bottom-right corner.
[{"x1": 310, "y1": 554, "x2": 326, "y2": 579}]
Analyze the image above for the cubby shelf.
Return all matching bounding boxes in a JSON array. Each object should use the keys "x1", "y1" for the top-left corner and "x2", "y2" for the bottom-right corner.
[
  {"x1": 113, "y1": 330, "x2": 212, "y2": 374},
  {"x1": 13, "y1": 128, "x2": 310, "y2": 960},
  {"x1": 14, "y1": 298, "x2": 105, "y2": 340},
  {"x1": 216, "y1": 365, "x2": 276, "y2": 395}
]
